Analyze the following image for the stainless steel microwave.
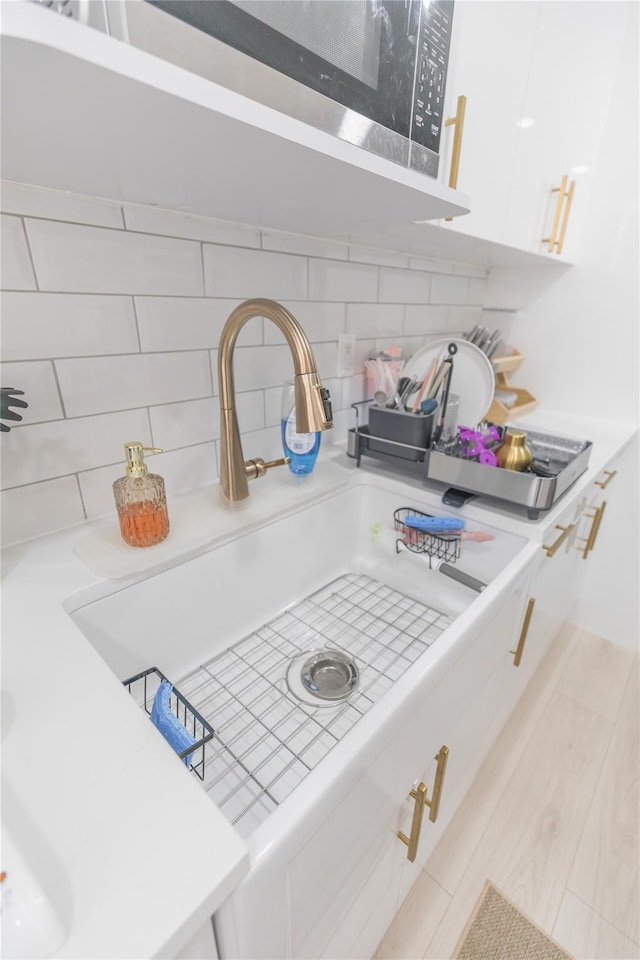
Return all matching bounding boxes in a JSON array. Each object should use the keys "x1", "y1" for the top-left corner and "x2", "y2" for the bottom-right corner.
[{"x1": 54, "y1": 0, "x2": 455, "y2": 179}]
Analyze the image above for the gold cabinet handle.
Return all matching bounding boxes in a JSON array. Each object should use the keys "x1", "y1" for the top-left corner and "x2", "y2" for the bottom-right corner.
[
  {"x1": 445, "y1": 95, "x2": 467, "y2": 189},
  {"x1": 542, "y1": 175, "x2": 576, "y2": 253},
  {"x1": 580, "y1": 500, "x2": 607, "y2": 558},
  {"x1": 595, "y1": 469, "x2": 617, "y2": 489},
  {"x1": 397, "y1": 746, "x2": 449, "y2": 862},
  {"x1": 543, "y1": 522, "x2": 576, "y2": 558},
  {"x1": 397, "y1": 782, "x2": 427, "y2": 863},
  {"x1": 556, "y1": 179, "x2": 575, "y2": 255},
  {"x1": 510, "y1": 597, "x2": 536, "y2": 667}
]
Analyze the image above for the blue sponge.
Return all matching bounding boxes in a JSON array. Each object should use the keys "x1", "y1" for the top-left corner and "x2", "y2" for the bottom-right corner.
[{"x1": 150, "y1": 679, "x2": 196, "y2": 767}]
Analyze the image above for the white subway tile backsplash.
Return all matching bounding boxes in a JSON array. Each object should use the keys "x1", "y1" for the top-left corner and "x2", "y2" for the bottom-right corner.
[
  {"x1": 0, "y1": 292, "x2": 139, "y2": 360},
  {"x1": 452, "y1": 262, "x2": 488, "y2": 279},
  {"x1": 1, "y1": 181, "x2": 124, "y2": 228},
  {"x1": 309, "y1": 259, "x2": 378, "y2": 302},
  {"x1": 78, "y1": 442, "x2": 217, "y2": 519},
  {"x1": 1, "y1": 409, "x2": 151, "y2": 489},
  {"x1": 228, "y1": 424, "x2": 282, "y2": 465},
  {"x1": 349, "y1": 246, "x2": 409, "y2": 268},
  {"x1": 263, "y1": 302, "x2": 345, "y2": 344},
  {"x1": 135, "y1": 297, "x2": 262, "y2": 352},
  {"x1": 25, "y1": 219, "x2": 204, "y2": 295},
  {"x1": 0, "y1": 182, "x2": 507, "y2": 540},
  {"x1": 56, "y1": 352, "x2": 212, "y2": 417},
  {"x1": 1, "y1": 476, "x2": 85, "y2": 545},
  {"x1": 264, "y1": 386, "x2": 281, "y2": 428},
  {"x1": 346, "y1": 304, "x2": 404, "y2": 339},
  {"x1": 408, "y1": 255, "x2": 454, "y2": 274},
  {"x1": 148, "y1": 392, "x2": 264, "y2": 450},
  {"x1": 144, "y1": 443, "x2": 217, "y2": 499},
  {"x1": 150, "y1": 397, "x2": 218, "y2": 449},
  {"x1": 209, "y1": 350, "x2": 219, "y2": 396},
  {"x1": 379, "y1": 266, "x2": 431, "y2": 304},
  {"x1": 236, "y1": 390, "x2": 266, "y2": 435},
  {"x1": 231, "y1": 345, "x2": 293, "y2": 393},
  {"x1": 262, "y1": 231, "x2": 348, "y2": 260},
  {"x1": 1, "y1": 215, "x2": 36, "y2": 290},
  {"x1": 404, "y1": 304, "x2": 449, "y2": 335},
  {"x1": 203, "y1": 245, "x2": 307, "y2": 299},
  {"x1": 447, "y1": 305, "x2": 483, "y2": 331},
  {"x1": 0, "y1": 361, "x2": 63, "y2": 424},
  {"x1": 468, "y1": 278, "x2": 487, "y2": 304},
  {"x1": 124, "y1": 203, "x2": 260, "y2": 247},
  {"x1": 430, "y1": 273, "x2": 469, "y2": 304}
]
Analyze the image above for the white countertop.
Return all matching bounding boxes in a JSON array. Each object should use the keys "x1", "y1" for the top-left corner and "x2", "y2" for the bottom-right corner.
[{"x1": 1, "y1": 409, "x2": 636, "y2": 959}]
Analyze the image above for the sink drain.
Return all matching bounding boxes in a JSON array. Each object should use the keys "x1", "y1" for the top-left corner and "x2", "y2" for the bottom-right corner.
[{"x1": 286, "y1": 649, "x2": 359, "y2": 705}]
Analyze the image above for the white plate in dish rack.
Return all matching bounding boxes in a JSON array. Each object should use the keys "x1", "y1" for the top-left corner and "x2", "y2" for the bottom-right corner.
[{"x1": 404, "y1": 337, "x2": 495, "y2": 428}]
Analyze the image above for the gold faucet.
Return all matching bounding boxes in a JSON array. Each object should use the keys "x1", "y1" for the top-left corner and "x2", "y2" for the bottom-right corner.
[{"x1": 218, "y1": 298, "x2": 333, "y2": 502}]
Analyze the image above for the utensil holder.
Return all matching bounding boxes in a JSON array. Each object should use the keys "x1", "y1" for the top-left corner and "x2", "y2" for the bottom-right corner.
[{"x1": 366, "y1": 405, "x2": 436, "y2": 462}]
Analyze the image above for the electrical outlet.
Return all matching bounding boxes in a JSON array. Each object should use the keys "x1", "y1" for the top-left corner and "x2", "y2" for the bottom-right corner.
[{"x1": 337, "y1": 333, "x2": 357, "y2": 377}]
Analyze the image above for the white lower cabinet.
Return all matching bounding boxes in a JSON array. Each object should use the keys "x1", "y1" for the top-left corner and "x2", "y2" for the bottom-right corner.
[{"x1": 393, "y1": 563, "x2": 535, "y2": 906}]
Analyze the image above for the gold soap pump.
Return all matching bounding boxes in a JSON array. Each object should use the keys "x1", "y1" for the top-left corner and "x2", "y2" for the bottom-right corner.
[
  {"x1": 495, "y1": 429, "x2": 533, "y2": 472},
  {"x1": 113, "y1": 442, "x2": 170, "y2": 547}
]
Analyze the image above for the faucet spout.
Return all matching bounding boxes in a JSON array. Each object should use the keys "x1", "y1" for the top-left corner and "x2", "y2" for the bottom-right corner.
[{"x1": 218, "y1": 298, "x2": 333, "y2": 502}]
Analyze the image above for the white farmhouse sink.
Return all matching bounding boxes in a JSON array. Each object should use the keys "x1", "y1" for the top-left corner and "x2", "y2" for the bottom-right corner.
[{"x1": 65, "y1": 472, "x2": 535, "y2": 960}]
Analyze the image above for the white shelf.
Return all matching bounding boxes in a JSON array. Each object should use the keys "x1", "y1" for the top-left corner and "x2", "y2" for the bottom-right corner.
[{"x1": 0, "y1": 4, "x2": 470, "y2": 243}]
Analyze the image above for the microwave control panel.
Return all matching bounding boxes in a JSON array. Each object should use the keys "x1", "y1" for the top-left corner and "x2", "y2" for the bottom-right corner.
[{"x1": 412, "y1": 0, "x2": 454, "y2": 154}]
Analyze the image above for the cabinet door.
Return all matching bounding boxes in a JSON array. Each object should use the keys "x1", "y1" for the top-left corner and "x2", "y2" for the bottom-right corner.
[
  {"x1": 393, "y1": 564, "x2": 534, "y2": 903},
  {"x1": 573, "y1": 450, "x2": 636, "y2": 646},
  {"x1": 287, "y1": 735, "x2": 406, "y2": 960},
  {"x1": 522, "y1": 499, "x2": 586, "y2": 675},
  {"x1": 503, "y1": 1, "x2": 630, "y2": 258},
  {"x1": 438, "y1": 0, "x2": 538, "y2": 244}
]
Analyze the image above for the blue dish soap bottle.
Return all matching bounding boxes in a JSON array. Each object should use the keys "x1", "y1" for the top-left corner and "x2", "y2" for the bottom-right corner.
[{"x1": 281, "y1": 380, "x2": 321, "y2": 476}]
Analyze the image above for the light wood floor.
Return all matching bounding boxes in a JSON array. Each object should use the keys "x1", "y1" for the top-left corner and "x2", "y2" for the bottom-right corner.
[{"x1": 374, "y1": 625, "x2": 640, "y2": 960}]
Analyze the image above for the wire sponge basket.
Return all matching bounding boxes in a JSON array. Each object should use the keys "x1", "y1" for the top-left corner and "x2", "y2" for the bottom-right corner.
[
  {"x1": 393, "y1": 508, "x2": 462, "y2": 564},
  {"x1": 122, "y1": 667, "x2": 215, "y2": 780}
]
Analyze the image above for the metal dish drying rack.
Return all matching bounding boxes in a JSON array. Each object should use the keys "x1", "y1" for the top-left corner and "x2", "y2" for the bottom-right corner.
[{"x1": 122, "y1": 666, "x2": 215, "y2": 780}]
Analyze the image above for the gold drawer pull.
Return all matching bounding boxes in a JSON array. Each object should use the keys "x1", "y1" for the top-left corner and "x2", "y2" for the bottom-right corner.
[
  {"x1": 445, "y1": 95, "x2": 467, "y2": 189},
  {"x1": 584, "y1": 500, "x2": 607, "y2": 557},
  {"x1": 542, "y1": 176, "x2": 576, "y2": 253},
  {"x1": 543, "y1": 522, "x2": 575, "y2": 558},
  {"x1": 595, "y1": 469, "x2": 617, "y2": 489},
  {"x1": 510, "y1": 597, "x2": 536, "y2": 667},
  {"x1": 444, "y1": 95, "x2": 467, "y2": 220},
  {"x1": 397, "y1": 746, "x2": 449, "y2": 862},
  {"x1": 556, "y1": 179, "x2": 575, "y2": 255}
]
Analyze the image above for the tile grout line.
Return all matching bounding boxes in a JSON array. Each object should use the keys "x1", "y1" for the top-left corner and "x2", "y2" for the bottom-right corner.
[
  {"x1": 130, "y1": 296, "x2": 143, "y2": 352},
  {"x1": 19, "y1": 216, "x2": 40, "y2": 291},
  {"x1": 50, "y1": 359, "x2": 68, "y2": 418},
  {"x1": 74, "y1": 472, "x2": 89, "y2": 520}
]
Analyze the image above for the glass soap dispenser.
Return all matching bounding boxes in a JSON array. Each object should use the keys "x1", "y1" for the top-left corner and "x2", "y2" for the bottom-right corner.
[{"x1": 113, "y1": 442, "x2": 170, "y2": 547}]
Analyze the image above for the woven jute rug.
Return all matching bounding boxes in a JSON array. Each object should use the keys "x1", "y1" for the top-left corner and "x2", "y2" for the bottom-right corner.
[{"x1": 452, "y1": 881, "x2": 574, "y2": 960}]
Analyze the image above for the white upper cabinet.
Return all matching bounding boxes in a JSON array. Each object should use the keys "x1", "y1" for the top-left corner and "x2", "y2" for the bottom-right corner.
[
  {"x1": 438, "y1": 0, "x2": 539, "y2": 244},
  {"x1": 438, "y1": 0, "x2": 630, "y2": 261},
  {"x1": 503, "y1": 1, "x2": 631, "y2": 260}
]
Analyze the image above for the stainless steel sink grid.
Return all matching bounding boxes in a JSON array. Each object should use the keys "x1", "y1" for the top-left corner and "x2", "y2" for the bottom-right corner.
[{"x1": 177, "y1": 573, "x2": 452, "y2": 837}]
